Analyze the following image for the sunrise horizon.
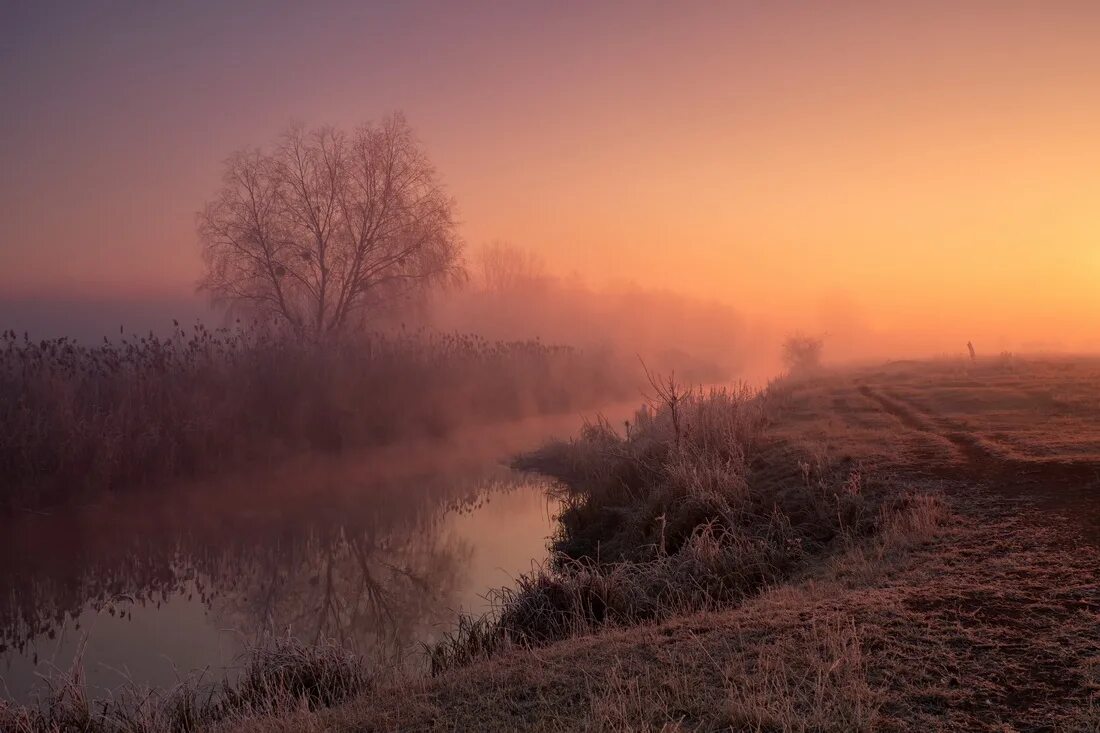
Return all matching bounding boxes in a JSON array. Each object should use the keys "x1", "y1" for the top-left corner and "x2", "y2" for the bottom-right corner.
[
  {"x1": 4, "y1": 1, "x2": 1099, "y2": 355},
  {"x1": 3, "y1": 5, "x2": 1100, "y2": 731}
]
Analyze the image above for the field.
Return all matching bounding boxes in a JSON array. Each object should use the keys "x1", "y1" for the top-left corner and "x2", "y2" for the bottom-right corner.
[
  {"x1": 792, "y1": 355, "x2": 1100, "y2": 541},
  {"x1": 228, "y1": 356, "x2": 1100, "y2": 732}
]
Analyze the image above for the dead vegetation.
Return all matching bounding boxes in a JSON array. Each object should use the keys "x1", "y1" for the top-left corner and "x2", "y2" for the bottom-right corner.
[
  {"x1": 237, "y1": 358, "x2": 1100, "y2": 732},
  {"x1": 0, "y1": 324, "x2": 626, "y2": 511},
  {"x1": 426, "y1": 372, "x2": 950, "y2": 675},
  {"x1": 6, "y1": 358, "x2": 1100, "y2": 731},
  {"x1": 0, "y1": 637, "x2": 374, "y2": 733},
  {"x1": 227, "y1": 491, "x2": 1098, "y2": 733}
]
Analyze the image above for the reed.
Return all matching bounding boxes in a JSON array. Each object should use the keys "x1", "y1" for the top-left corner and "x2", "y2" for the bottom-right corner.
[
  {"x1": 0, "y1": 636, "x2": 372, "y2": 733},
  {"x1": 0, "y1": 323, "x2": 626, "y2": 511},
  {"x1": 430, "y1": 377, "x2": 948, "y2": 672}
]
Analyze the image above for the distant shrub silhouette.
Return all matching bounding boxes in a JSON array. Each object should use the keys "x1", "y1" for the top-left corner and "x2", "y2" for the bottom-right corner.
[{"x1": 781, "y1": 334, "x2": 824, "y2": 373}]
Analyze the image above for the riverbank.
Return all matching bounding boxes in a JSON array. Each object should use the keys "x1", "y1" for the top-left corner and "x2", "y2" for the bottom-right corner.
[
  {"x1": 6, "y1": 358, "x2": 1100, "y2": 731},
  {"x1": 231, "y1": 492, "x2": 1099, "y2": 732},
  {"x1": 234, "y1": 358, "x2": 1100, "y2": 731}
]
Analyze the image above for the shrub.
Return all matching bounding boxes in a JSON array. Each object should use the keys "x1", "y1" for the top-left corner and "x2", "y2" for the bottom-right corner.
[
  {"x1": 432, "y1": 375, "x2": 947, "y2": 673},
  {"x1": 781, "y1": 333, "x2": 824, "y2": 373}
]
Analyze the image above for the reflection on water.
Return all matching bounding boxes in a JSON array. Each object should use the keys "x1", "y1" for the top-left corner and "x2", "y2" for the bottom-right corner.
[{"x1": 0, "y1": 411, "x2": 601, "y2": 705}]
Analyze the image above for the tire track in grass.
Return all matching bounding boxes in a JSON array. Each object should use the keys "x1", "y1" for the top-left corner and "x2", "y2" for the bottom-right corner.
[{"x1": 858, "y1": 381, "x2": 1100, "y2": 545}]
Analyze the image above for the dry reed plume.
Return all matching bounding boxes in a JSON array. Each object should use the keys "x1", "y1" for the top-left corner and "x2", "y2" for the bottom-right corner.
[{"x1": 0, "y1": 323, "x2": 626, "y2": 511}]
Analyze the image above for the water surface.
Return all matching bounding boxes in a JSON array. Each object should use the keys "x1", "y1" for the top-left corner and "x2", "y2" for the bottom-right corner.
[{"x1": 0, "y1": 408, "x2": 626, "y2": 704}]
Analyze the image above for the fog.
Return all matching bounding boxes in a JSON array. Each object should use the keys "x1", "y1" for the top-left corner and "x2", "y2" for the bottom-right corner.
[
  {"x1": 3, "y1": 267, "x2": 1089, "y2": 389},
  {"x1": 6, "y1": 3, "x2": 1100, "y2": 364}
]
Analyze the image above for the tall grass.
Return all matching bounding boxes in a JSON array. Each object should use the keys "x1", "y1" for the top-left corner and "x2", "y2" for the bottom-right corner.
[
  {"x1": 0, "y1": 323, "x2": 626, "y2": 511},
  {"x1": 431, "y1": 377, "x2": 947, "y2": 672},
  {"x1": 519, "y1": 381, "x2": 771, "y2": 561},
  {"x1": 0, "y1": 636, "x2": 373, "y2": 732}
]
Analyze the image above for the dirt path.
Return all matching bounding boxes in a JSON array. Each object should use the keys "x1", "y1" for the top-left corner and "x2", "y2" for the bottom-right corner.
[{"x1": 845, "y1": 369, "x2": 1100, "y2": 546}]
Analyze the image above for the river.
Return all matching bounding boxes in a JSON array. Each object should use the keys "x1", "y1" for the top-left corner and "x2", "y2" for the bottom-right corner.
[{"x1": 0, "y1": 403, "x2": 637, "y2": 705}]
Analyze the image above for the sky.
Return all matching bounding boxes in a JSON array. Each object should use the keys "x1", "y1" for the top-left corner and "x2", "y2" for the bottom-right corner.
[{"x1": 2, "y1": 1, "x2": 1099, "y2": 352}]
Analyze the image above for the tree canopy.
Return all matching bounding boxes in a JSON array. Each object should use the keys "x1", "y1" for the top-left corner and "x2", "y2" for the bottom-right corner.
[{"x1": 198, "y1": 114, "x2": 463, "y2": 337}]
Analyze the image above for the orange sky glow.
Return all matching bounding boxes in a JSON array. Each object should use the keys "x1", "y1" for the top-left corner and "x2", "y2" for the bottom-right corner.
[{"x1": 1, "y1": 1, "x2": 1098, "y2": 354}]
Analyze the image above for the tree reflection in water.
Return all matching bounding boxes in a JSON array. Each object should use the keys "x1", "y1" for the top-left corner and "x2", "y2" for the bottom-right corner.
[{"x1": 0, "y1": 438, "x2": 561, "y2": 692}]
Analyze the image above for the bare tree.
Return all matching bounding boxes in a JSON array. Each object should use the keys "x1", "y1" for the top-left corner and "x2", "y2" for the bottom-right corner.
[
  {"x1": 475, "y1": 240, "x2": 546, "y2": 292},
  {"x1": 198, "y1": 114, "x2": 463, "y2": 337}
]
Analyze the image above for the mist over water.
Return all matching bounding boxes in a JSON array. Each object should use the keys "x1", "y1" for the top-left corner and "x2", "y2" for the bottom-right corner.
[{"x1": 0, "y1": 406, "x2": 642, "y2": 704}]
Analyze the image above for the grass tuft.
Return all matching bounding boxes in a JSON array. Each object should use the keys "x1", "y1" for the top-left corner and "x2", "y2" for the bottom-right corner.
[
  {"x1": 433, "y1": 377, "x2": 949, "y2": 673},
  {"x1": 0, "y1": 637, "x2": 371, "y2": 733}
]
